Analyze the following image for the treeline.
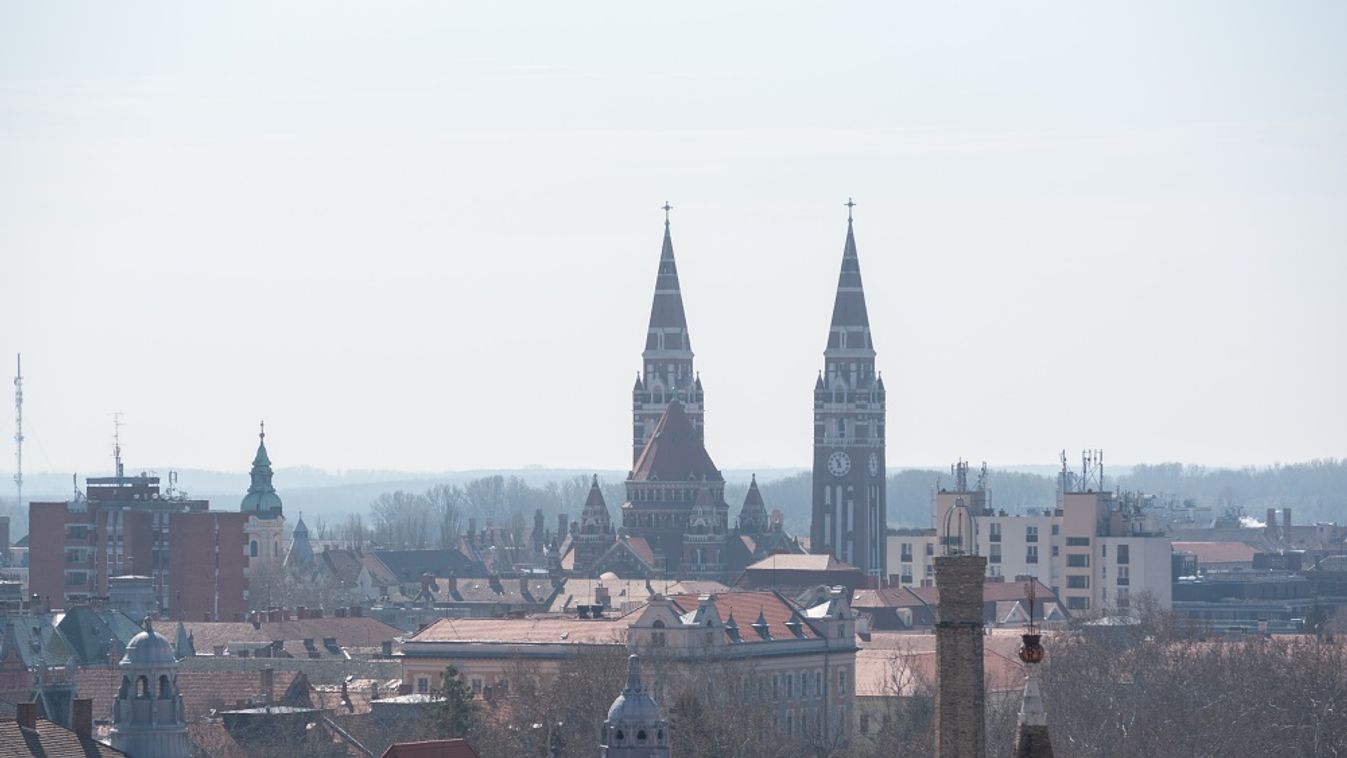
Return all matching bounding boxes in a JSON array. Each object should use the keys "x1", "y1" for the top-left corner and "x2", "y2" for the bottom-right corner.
[{"x1": 345, "y1": 459, "x2": 1347, "y2": 549}]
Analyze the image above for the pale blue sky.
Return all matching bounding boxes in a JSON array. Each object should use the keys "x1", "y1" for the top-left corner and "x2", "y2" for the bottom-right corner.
[{"x1": 1, "y1": 1, "x2": 1344, "y2": 476}]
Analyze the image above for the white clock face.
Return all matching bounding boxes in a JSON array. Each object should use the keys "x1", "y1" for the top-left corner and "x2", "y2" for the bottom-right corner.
[
  {"x1": 827, "y1": 451, "x2": 852, "y2": 478},
  {"x1": 868, "y1": 451, "x2": 881, "y2": 477}
]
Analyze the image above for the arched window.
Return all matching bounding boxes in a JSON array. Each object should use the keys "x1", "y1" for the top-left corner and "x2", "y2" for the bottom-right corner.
[
  {"x1": 249, "y1": 540, "x2": 259, "y2": 558},
  {"x1": 118, "y1": 677, "x2": 130, "y2": 699},
  {"x1": 159, "y1": 675, "x2": 172, "y2": 699},
  {"x1": 136, "y1": 676, "x2": 149, "y2": 698},
  {"x1": 637, "y1": 730, "x2": 647, "y2": 743}
]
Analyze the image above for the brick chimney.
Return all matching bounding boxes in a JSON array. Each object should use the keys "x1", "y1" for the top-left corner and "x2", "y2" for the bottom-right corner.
[
  {"x1": 1283, "y1": 508, "x2": 1292, "y2": 530},
  {"x1": 16, "y1": 702, "x2": 36, "y2": 729},
  {"x1": 1266, "y1": 508, "x2": 1278, "y2": 534},
  {"x1": 261, "y1": 667, "x2": 275, "y2": 706},
  {"x1": 72, "y1": 698, "x2": 92, "y2": 737},
  {"x1": 350, "y1": 606, "x2": 362, "y2": 617}
]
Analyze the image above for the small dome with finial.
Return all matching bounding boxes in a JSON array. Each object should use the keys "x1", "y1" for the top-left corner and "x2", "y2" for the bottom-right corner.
[{"x1": 123, "y1": 616, "x2": 177, "y2": 667}]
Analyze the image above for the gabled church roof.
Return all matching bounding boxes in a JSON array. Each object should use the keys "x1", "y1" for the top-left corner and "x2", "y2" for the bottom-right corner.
[{"x1": 630, "y1": 399, "x2": 722, "y2": 482}]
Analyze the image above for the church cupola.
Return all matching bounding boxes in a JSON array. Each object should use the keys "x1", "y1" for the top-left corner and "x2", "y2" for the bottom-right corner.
[
  {"x1": 110, "y1": 617, "x2": 191, "y2": 758},
  {"x1": 240, "y1": 421, "x2": 283, "y2": 519},
  {"x1": 601, "y1": 654, "x2": 670, "y2": 757}
]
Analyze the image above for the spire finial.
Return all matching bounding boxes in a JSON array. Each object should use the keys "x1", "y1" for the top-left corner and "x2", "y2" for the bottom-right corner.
[
  {"x1": 845, "y1": 197, "x2": 856, "y2": 223},
  {"x1": 259, "y1": 419, "x2": 265, "y2": 440},
  {"x1": 662, "y1": 201, "x2": 672, "y2": 226}
]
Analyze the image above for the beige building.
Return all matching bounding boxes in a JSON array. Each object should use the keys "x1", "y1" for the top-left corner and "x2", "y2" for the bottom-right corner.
[
  {"x1": 400, "y1": 589, "x2": 859, "y2": 743},
  {"x1": 922, "y1": 482, "x2": 1172, "y2": 615}
]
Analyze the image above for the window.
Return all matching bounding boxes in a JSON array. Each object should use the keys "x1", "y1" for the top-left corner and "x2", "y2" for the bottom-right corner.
[
  {"x1": 1067, "y1": 554, "x2": 1089, "y2": 568},
  {"x1": 1118, "y1": 544, "x2": 1130, "y2": 565},
  {"x1": 1102, "y1": 544, "x2": 1107, "y2": 557},
  {"x1": 925, "y1": 564, "x2": 934, "y2": 577},
  {"x1": 900, "y1": 543, "x2": 913, "y2": 562},
  {"x1": 416, "y1": 678, "x2": 429, "y2": 694},
  {"x1": 815, "y1": 671, "x2": 822, "y2": 697},
  {"x1": 1117, "y1": 588, "x2": 1131, "y2": 608},
  {"x1": 1067, "y1": 596, "x2": 1090, "y2": 610},
  {"x1": 471, "y1": 679, "x2": 482, "y2": 695},
  {"x1": 1026, "y1": 545, "x2": 1039, "y2": 564},
  {"x1": 1066, "y1": 537, "x2": 1090, "y2": 547},
  {"x1": 1117, "y1": 566, "x2": 1130, "y2": 586},
  {"x1": 989, "y1": 523, "x2": 1002, "y2": 543},
  {"x1": 249, "y1": 540, "x2": 258, "y2": 558},
  {"x1": 838, "y1": 667, "x2": 848, "y2": 695},
  {"x1": 1052, "y1": 545, "x2": 1060, "y2": 557},
  {"x1": 989, "y1": 544, "x2": 1002, "y2": 564},
  {"x1": 925, "y1": 543, "x2": 934, "y2": 557},
  {"x1": 860, "y1": 713, "x2": 871, "y2": 735},
  {"x1": 1026, "y1": 525, "x2": 1039, "y2": 543},
  {"x1": 1067, "y1": 575, "x2": 1090, "y2": 589},
  {"x1": 773, "y1": 675, "x2": 779, "y2": 700},
  {"x1": 787, "y1": 674, "x2": 794, "y2": 699},
  {"x1": 1051, "y1": 524, "x2": 1060, "y2": 536}
]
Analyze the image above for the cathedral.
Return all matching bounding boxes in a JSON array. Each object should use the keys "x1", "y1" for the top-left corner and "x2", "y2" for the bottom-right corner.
[{"x1": 563, "y1": 204, "x2": 887, "y2": 582}]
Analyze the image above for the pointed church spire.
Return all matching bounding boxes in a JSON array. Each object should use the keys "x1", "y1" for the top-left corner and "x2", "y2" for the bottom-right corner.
[
  {"x1": 826, "y1": 200, "x2": 874, "y2": 350},
  {"x1": 646, "y1": 204, "x2": 691, "y2": 353},
  {"x1": 738, "y1": 474, "x2": 770, "y2": 535}
]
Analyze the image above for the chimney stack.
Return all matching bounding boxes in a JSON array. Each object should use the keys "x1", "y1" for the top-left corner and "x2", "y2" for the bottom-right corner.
[
  {"x1": 1266, "y1": 508, "x2": 1278, "y2": 534},
  {"x1": 934, "y1": 553, "x2": 988, "y2": 758},
  {"x1": 261, "y1": 667, "x2": 275, "y2": 706},
  {"x1": 16, "y1": 702, "x2": 36, "y2": 729},
  {"x1": 351, "y1": 606, "x2": 362, "y2": 617},
  {"x1": 1283, "y1": 508, "x2": 1292, "y2": 530},
  {"x1": 72, "y1": 698, "x2": 92, "y2": 737}
]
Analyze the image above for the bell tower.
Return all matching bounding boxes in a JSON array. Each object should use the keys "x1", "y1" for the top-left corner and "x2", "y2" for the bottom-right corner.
[
  {"x1": 810, "y1": 200, "x2": 887, "y2": 580},
  {"x1": 633, "y1": 203, "x2": 704, "y2": 463}
]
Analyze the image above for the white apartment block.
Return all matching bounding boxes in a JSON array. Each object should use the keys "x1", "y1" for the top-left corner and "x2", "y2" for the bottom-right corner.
[{"x1": 885, "y1": 487, "x2": 1172, "y2": 615}]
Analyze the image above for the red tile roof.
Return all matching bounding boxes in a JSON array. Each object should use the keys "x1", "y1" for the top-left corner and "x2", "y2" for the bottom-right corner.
[
  {"x1": 667, "y1": 590, "x2": 818, "y2": 640},
  {"x1": 381, "y1": 739, "x2": 481, "y2": 758},
  {"x1": 630, "y1": 400, "x2": 722, "y2": 482},
  {"x1": 77, "y1": 669, "x2": 309, "y2": 723},
  {"x1": 0, "y1": 718, "x2": 128, "y2": 758}
]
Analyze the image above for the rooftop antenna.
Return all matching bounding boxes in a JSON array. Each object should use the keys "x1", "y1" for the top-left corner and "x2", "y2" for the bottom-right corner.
[
  {"x1": 112, "y1": 412, "x2": 125, "y2": 478},
  {"x1": 13, "y1": 354, "x2": 22, "y2": 508}
]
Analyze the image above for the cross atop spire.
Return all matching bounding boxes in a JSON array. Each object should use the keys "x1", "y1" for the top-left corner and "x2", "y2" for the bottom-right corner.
[
  {"x1": 845, "y1": 197, "x2": 856, "y2": 223},
  {"x1": 662, "y1": 201, "x2": 672, "y2": 225},
  {"x1": 259, "y1": 419, "x2": 265, "y2": 440}
]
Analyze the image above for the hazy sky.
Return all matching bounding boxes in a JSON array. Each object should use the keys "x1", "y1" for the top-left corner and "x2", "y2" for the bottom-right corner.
[{"x1": 2, "y1": 2, "x2": 1344, "y2": 478}]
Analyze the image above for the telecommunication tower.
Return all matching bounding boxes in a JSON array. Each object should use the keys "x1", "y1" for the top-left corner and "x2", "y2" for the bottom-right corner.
[{"x1": 13, "y1": 354, "x2": 22, "y2": 507}]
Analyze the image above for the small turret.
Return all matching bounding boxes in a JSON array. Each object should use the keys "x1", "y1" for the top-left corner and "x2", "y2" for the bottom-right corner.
[{"x1": 600, "y1": 655, "x2": 670, "y2": 757}]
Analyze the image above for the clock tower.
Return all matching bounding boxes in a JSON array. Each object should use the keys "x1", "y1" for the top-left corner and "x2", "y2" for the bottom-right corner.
[{"x1": 810, "y1": 201, "x2": 887, "y2": 581}]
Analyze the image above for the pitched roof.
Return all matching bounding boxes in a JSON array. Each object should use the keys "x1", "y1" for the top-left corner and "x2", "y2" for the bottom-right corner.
[
  {"x1": 1172, "y1": 541, "x2": 1260, "y2": 566},
  {"x1": 743, "y1": 554, "x2": 857, "y2": 573},
  {"x1": 857, "y1": 579, "x2": 1058, "y2": 609},
  {"x1": 0, "y1": 718, "x2": 128, "y2": 758},
  {"x1": 407, "y1": 615, "x2": 631, "y2": 645},
  {"x1": 630, "y1": 400, "x2": 721, "y2": 482},
  {"x1": 373, "y1": 549, "x2": 481, "y2": 583},
  {"x1": 77, "y1": 668, "x2": 309, "y2": 724},
  {"x1": 428, "y1": 578, "x2": 558, "y2": 607},
  {"x1": 854, "y1": 647, "x2": 1022, "y2": 698},
  {"x1": 666, "y1": 590, "x2": 819, "y2": 640},
  {"x1": 181, "y1": 616, "x2": 402, "y2": 653},
  {"x1": 381, "y1": 739, "x2": 481, "y2": 758}
]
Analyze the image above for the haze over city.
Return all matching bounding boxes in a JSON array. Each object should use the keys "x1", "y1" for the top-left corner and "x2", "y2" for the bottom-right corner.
[{"x1": 3, "y1": 2, "x2": 1344, "y2": 476}]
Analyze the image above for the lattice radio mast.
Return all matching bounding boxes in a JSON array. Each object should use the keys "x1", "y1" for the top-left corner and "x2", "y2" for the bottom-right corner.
[{"x1": 13, "y1": 354, "x2": 22, "y2": 507}]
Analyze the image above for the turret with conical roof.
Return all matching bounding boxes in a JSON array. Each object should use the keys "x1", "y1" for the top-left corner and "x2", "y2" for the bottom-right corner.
[
  {"x1": 633, "y1": 206, "x2": 704, "y2": 464},
  {"x1": 811, "y1": 200, "x2": 887, "y2": 579},
  {"x1": 601, "y1": 654, "x2": 670, "y2": 757},
  {"x1": 738, "y1": 474, "x2": 770, "y2": 535},
  {"x1": 284, "y1": 514, "x2": 316, "y2": 573},
  {"x1": 573, "y1": 476, "x2": 616, "y2": 574}
]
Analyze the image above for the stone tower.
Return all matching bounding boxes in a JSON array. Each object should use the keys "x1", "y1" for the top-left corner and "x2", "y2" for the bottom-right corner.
[
  {"x1": 241, "y1": 422, "x2": 285, "y2": 571},
  {"x1": 110, "y1": 617, "x2": 191, "y2": 758},
  {"x1": 934, "y1": 553, "x2": 987, "y2": 758},
  {"x1": 633, "y1": 209, "x2": 704, "y2": 464},
  {"x1": 810, "y1": 203, "x2": 886, "y2": 578},
  {"x1": 573, "y1": 475, "x2": 616, "y2": 574},
  {"x1": 601, "y1": 654, "x2": 670, "y2": 757},
  {"x1": 737, "y1": 474, "x2": 770, "y2": 536}
]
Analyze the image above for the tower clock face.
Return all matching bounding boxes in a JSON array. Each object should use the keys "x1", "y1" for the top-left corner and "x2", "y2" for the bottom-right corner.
[
  {"x1": 827, "y1": 451, "x2": 852, "y2": 477},
  {"x1": 868, "y1": 451, "x2": 881, "y2": 477}
]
